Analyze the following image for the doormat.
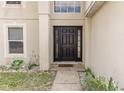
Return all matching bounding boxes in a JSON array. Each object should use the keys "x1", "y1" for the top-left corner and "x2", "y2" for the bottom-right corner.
[{"x1": 58, "y1": 64, "x2": 73, "y2": 67}]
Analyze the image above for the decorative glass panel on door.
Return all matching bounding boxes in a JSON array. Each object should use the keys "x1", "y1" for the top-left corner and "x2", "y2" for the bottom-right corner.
[{"x1": 77, "y1": 29, "x2": 81, "y2": 58}]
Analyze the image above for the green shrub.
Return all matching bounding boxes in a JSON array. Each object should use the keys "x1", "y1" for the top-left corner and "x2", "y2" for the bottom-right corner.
[
  {"x1": 107, "y1": 77, "x2": 118, "y2": 91},
  {"x1": 83, "y1": 75, "x2": 106, "y2": 91},
  {"x1": 28, "y1": 63, "x2": 39, "y2": 70},
  {"x1": 11, "y1": 59, "x2": 23, "y2": 71},
  {"x1": 82, "y1": 68, "x2": 118, "y2": 91},
  {"x1": 84, "y1": 68, "x2": 95, "y2": 78}
]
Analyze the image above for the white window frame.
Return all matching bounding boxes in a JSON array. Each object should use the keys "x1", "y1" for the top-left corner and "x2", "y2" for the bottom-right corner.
[
  {"x1": 53, "y1": 1, "x2": 82, "y2": 13},
  {"x1": 3, "y1": 23, "x2": 27, "y2": 58},
  {"x1": 1, "y1": 1, "x2": 25, "y2": 8}
]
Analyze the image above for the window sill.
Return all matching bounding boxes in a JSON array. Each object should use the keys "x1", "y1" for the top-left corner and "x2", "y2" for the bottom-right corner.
[
  {"x1": 6, "y1": 54, "x2": 27, "y2": 58},
  {"x1": 4, "y1": 5, "x2": 23, "y2": 8}
]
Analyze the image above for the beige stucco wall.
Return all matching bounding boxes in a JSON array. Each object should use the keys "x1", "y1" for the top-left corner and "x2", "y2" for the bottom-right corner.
[
  {"x1": 84, "y1": 17, "x2": 91, "y2": 67},
  {"x1": 0, "y1": 1, "x2": 39, "y2": 65},
  {"x1": 88, "y1": 2, "x2": 124, "y2": 88},
  {"x1": 38, "y1": 1, "x2": 50, "y2": 70},
  {"x1": 0, "y1": 1, "x2": 85, "y2": 70},
  {"x1": 0, "y1": 20, "x2": 39, "y2": 65},
  {"x1": 0, "y1": 1, "x2": 38, "y2": 19}
]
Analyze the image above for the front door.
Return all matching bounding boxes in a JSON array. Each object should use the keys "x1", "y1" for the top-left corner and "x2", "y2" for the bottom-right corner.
[{"x1": 54, "y1": 26, "x2": 82, "y2": 61}]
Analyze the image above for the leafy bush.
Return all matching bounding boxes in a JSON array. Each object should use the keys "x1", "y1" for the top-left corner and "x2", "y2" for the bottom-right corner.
[
  {"x1": 82, "y1": 68, "x2": 118, "y2": 91},
  {"x1": 84, "y1": 67, "x2": 95, "y2": 78},
  {"x1": 83, "y1": 76, "x2": 107, "y2": 91},
  {"x1": 28, "y1": 63, "x2": 39, "y2": 70},
  {"x1": 107, "y1": 77, "x2": 118, "y2": 91},
  {"x1": 11, "y1": 59, "x2": 24, "y2": 71}
]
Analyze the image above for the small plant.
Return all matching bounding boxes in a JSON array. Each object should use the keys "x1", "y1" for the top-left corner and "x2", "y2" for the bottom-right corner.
[
  {"x1": 27, "y1": 51, "x2": 39, "y2": 71},
  {"x1": 11, "y1": 58, "x2": 24, "y2": 71},
  {"x1": 107, "y1": 77, "x2": 118, "y2": 91},
  {"x1": 84, "y1": 68, "x2": 95, "y2": 78},
  {"x1": 83, "y1": 74, "x2": 106, "y2": 90},
  {"x1": 82, "y1": 68, "x2": 118, "y2": 91},
  {"x1": 0, "y1": 65, "x2": 8, "y2": 71},
  {"x1": 28, "y1": 63, "x2": 39, "y2": 70},
  {"x1": 87, "y1": 76, "x2": 107, "y2": 91}
]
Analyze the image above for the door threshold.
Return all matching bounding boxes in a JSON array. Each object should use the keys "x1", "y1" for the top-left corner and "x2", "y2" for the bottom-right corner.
[{"x1": 52, "y1": 61, "x2": 83, "y2": 64}]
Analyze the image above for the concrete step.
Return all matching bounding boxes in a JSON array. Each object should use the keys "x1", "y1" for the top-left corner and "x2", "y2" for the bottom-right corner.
[{"x1": 50, "y1": 63, "x2": 85, "y2": 71}]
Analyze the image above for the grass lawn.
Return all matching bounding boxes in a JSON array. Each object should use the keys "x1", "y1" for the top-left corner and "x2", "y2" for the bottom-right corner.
[{"x1": 0, "y1": 71, "x2": 55, "y2": 91}]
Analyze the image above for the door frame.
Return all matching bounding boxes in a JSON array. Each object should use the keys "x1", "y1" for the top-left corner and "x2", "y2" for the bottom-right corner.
[{"x1": 53, "y1": 26, "x2": 83, "y2": 62}]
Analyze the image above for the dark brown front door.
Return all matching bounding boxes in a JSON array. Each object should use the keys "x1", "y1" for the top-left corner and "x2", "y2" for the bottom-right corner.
[{"x1": 54, "y1": 26, "x2": 82, "y2": 61}]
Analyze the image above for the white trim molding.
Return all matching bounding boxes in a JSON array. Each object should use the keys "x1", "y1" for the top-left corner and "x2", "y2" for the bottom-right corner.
[
  {"x1": 3, "y1": 22, "x2": 27, "y2": 58},
  {"x1": 85, "y1": 1, "x2": 105, "y2": 17}
]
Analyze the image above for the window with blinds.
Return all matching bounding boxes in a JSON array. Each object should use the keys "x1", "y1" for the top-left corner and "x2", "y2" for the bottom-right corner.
[{"x1": 8, "y1": 27, "x2": 23, "y2": 54}]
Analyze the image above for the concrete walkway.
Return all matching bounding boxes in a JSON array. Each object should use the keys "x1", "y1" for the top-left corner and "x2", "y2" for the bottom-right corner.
[{"x1": 51, "y1": 67, "x2": 82, "y2": 91}]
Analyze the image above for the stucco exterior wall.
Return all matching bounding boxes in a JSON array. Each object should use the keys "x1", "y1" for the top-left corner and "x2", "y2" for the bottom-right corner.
[
  {"x1": 0, "y1": 1, "x2": 38, "y2": 19},
  {"x1": 0, "y1": 1, "x2": 85, "y2": 69},
  {"x1": 0, "y1": 20, "x2": 39, "y2": 65},
  {"x1": 84, "y1": 17, "x2": 91, "y2": 67},
  {"x1": 38, "y1": 1, "x2": 50, "y2": 70},
  {"x1": 0, "y1": 1, "x2": 39, "y2": 65},
  {"x1": 89, "y1": 2, "x2": 124, "y2": 88}
]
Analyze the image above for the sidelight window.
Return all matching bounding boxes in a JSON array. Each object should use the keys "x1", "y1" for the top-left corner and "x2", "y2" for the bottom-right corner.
[{"x1": 77, "y1": 29, "x2": 81, "y2": 58}]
